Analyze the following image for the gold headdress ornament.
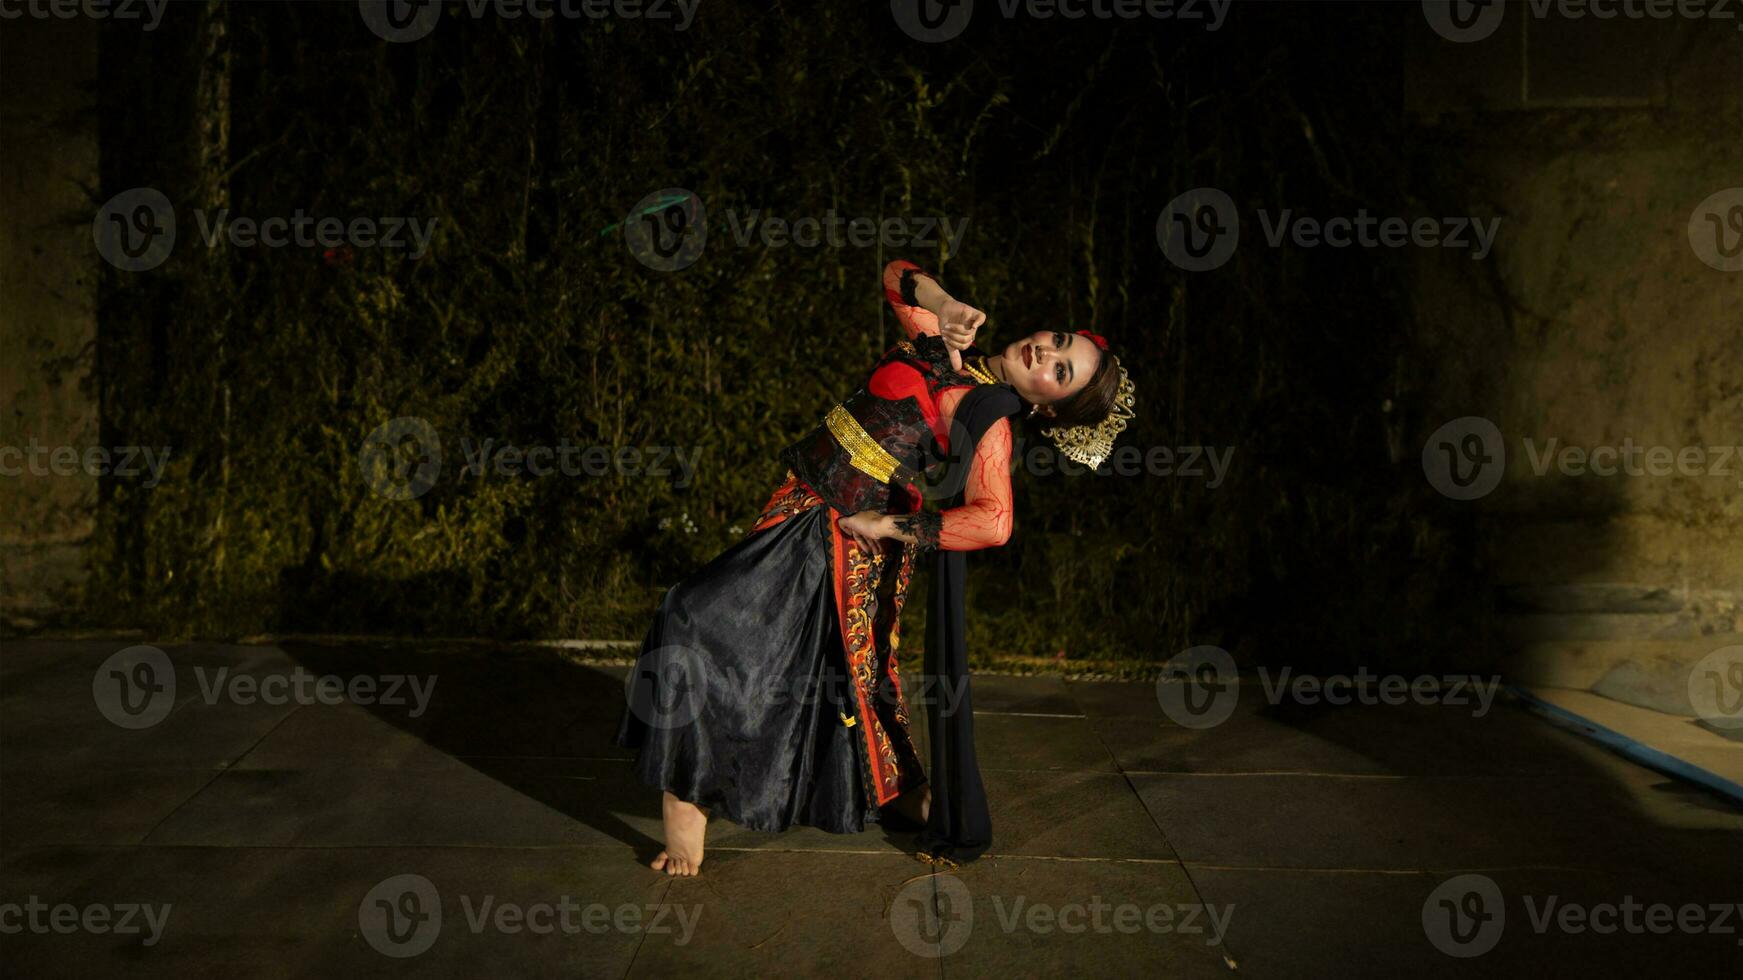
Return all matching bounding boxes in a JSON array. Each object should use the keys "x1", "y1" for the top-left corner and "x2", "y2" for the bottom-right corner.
[{"x1": 1039, "y1": 332, "x2": 1136, "y2": 469}]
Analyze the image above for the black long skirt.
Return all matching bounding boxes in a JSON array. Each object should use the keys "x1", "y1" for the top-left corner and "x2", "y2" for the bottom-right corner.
[{"x1": 614, "y1": 479, "x2": 920, "y2": 834}]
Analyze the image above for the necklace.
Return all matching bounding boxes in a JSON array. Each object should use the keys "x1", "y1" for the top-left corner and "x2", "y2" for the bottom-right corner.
[{"x1": 962, "y1": 354, "x2": 999, "y2": 386}]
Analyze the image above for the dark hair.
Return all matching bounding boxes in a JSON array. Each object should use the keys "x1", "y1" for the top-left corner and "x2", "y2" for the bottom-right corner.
[{"x1": 1042, "y1": 348, "x2": 1121, "y2": 429}]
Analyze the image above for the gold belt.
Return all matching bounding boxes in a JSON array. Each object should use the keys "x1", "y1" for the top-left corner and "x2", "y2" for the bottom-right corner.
[{"x1": 825, "y1": 404, "x2": 904, "y2": 484}]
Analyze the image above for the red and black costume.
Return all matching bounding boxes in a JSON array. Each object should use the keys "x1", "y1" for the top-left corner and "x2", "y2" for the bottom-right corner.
[{"x1": 617, "y1": 260, "x2": 1018, "y2": 864}]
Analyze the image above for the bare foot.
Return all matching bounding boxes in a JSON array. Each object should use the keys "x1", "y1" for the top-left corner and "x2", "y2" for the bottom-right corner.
[
  {"x1": 650, "y1": 791, "x2": 709, "y2": 876},
  {"x1": 892, "y1": 783, "x2": 931, "y2": 825}
]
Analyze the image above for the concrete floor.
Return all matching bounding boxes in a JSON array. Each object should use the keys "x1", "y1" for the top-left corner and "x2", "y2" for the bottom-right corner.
[{"x1": 2, "y1": 639, "x2": 1740, "y2": 977}]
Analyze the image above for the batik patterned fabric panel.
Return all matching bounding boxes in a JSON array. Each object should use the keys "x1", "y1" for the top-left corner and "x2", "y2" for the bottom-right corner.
[
  {"x1": 749, "y1": 469, "x2": 925, "y2": 810},
  {"x1": 831, "y1": 517, "x2": 925, "y2": 809},
  {"x1": 749, "y1": 469, "x2": 822, "y2": 534}
]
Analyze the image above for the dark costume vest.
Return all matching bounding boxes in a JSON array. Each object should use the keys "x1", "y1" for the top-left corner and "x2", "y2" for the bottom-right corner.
[{"x1": 778, "y1": 333, "x2": 993, "y2": 515}]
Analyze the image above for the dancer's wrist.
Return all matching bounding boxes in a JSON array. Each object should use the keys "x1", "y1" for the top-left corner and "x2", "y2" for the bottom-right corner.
[{"x1": 911, "y1": 271, "x2": 951, "y2": 316}]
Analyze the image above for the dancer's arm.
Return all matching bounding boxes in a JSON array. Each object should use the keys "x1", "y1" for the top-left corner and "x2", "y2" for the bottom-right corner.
[
  {"x1": 883, "y1": 259, "x2": 986, "y2": 348},
  {"x1": 886, "y1": 417, "x2": 1015, "y2": 552}
]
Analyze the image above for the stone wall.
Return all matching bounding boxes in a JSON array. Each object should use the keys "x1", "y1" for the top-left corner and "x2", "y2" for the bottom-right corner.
[
  {"x1": 0, "y1": 17, "x2": 101, "y2": 627},
  {"x1": 1406, "y1": 8, "x2": 1743, "y2": 678}
]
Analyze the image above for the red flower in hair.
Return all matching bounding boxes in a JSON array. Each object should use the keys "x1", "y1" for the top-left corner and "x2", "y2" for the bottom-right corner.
[{"x1": 1075, "y1": 329, "x2": 1109, "y2": 350}]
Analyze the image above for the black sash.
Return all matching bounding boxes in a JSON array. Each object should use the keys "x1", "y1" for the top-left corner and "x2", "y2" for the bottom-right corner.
[{"x1": 914, "y1": 381, "x2": 1021, "y2": 866}]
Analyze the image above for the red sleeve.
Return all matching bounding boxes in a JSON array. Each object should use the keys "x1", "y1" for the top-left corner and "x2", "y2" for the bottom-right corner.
[
  {"x1": 941, "y1": 416, "x2": 1014, "y2": 550},
  {"x1": 896, "y1": 416, "x2": 1014, "y2": 552},
  {"x1": 882, "y1": 259, "x2": 941, "y2": 342}
]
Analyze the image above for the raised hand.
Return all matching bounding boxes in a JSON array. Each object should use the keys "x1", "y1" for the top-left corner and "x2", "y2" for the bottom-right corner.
[{"x1": 937, "y1": 298, "x2": 986, "y2": 372}]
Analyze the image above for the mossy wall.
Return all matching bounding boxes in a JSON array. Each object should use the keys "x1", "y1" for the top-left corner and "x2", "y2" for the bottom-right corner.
[{"x1": 84, "y1": 1, "x2": 1483, "y2": 668}]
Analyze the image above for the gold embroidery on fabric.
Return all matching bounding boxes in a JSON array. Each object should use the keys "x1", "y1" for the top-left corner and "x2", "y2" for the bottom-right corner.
[{"x1": 826, "y1": 404, "x2": 902, "y2": 483}]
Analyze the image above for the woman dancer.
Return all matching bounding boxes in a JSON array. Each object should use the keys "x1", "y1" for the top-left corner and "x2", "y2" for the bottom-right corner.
[{"x1": 616, "y1": 258, "x2": 1135, "y2": 876}]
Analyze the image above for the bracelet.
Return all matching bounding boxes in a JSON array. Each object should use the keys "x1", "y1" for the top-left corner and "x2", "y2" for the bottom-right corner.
[
  {"x1": 898, "y1": 266, "x2": 943, "y2": 309},
  {"x1": 891, "y1": 511, "x2": 943, "y2": 553}
]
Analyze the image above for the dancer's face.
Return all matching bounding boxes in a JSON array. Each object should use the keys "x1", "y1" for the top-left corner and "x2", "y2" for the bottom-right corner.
[{"x1": 999, "y1": 330, "x2": 1100, "y2": 416}]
